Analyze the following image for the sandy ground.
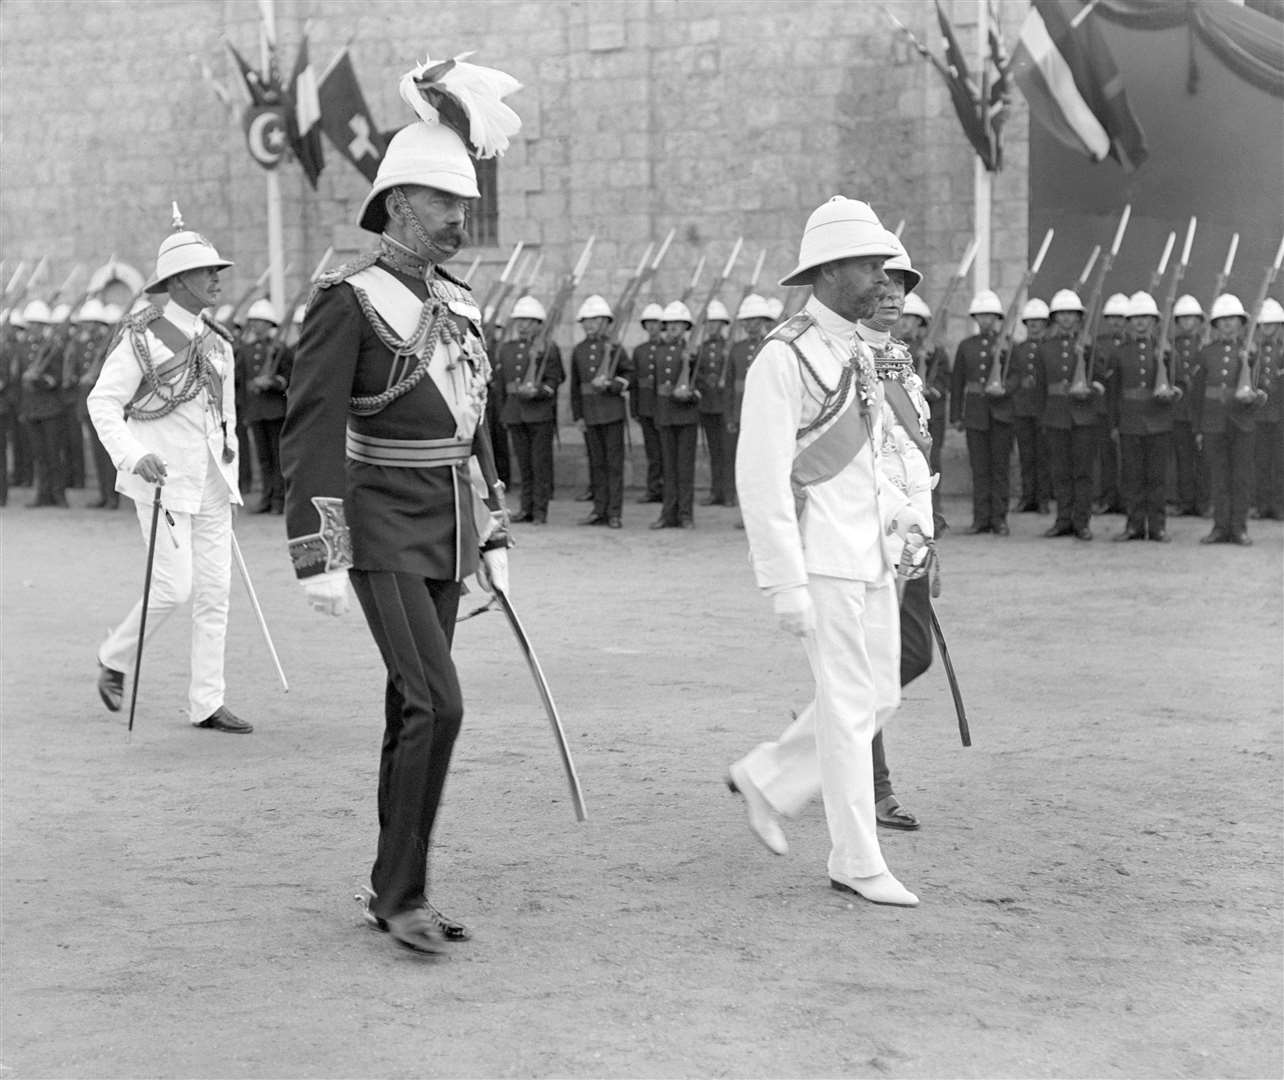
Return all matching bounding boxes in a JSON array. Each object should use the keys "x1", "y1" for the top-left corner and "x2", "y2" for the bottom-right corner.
[{"x1": 2, "y1": 484, "x2": 1282, "y2": 1079}]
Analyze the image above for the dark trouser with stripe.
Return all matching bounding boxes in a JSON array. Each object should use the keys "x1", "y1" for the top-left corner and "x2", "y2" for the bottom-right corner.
[
  {"x1": 585, "y1": 419, "x2": 625, "y2": 519},
  {"x1": 1120, "y1": 431, "x2": 1171, "y2": 536},
  {"x1": 508, "y1": 419, "x2": 555, "y2": 518},
  {"x1": 250, "y1": 417, "x2": 285, "y2": 511},
  {"x1": 1171, "y1": 419, "x2": 1205, "y2": 512},
  {"x1": 1096, "y1": 426, "x2": 1121, "y2": 509},
  {"x1": 236, "y1": 420, "x2": 254, "y2": 494},
  {"x1": 349, "y1": 571, "x2": 463, "y2": 923},
  {"x1": 486, "y1": 395, "x2": 511, "y2": 489},
  {"x1": 636, "y1": 415, "x2": 663, "y2": 499},
  {"x1": 1014, "y1": 415, "x2": 1052, "y2": 507},
  {"x1": 1204, "y1": 427, "x2": 1255, "y2": 534},
  {"x1": 26, "y1": 414, "x2": 67, "y2": 504},
  {"x1": 1254, "y1": 420, "x2": 1282, "y2": 516},
  {"x1": 90, "y1": 416, "x2": 116, "y2": 503},
  {"x1": 63, "y1": 404, "x2": 85, "y2": 488},
  {"x1": 700, "y1": 411, "x2": 732, "y2": 504},
  {"x1": 659, "y1": 421, "x2": 697, "y2": 524},
  {"x1": 1047, "y1": 424, "x2": 1099, "y2": 530},
  {"x1": 928, "y1": 408, "x2": 946, "y2": 525},
  {"x1": 873, "y1": 574, "x2": 933, "y2": 802},
  {"x1": 965, "y1": 421, "x2": 1013, "y2": 528}
]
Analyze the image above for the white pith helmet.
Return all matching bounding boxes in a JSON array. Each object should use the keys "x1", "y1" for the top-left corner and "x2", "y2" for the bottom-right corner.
[
  {"x1": 661, "y1": 301, "x2": 694, "y2": 325},
  {"x1": 706, "y1": 299, "x2": 731, "y2": 323},
  {"x1": 22, "y1": 299, "x2": 52, "y2": 323},
  {"x1": 639, "y1": 302, "x2": 664, "y2": 324},
  {"x1": 737, "y1": 293, "x2": 773, "y2": 321},
  {"x1": 779, "y1": 196, "x2": 901, "y2": 287},
  {"x1": 576, "y1": 294, "x2": 613, "y2": 321},
  {"x1": 902, "y1": 292, "x2": 932, "y2": 321},
  {"x1": 49, "y1": 303, "x2": 71, "y2": 323},
  {"x1": 1049, "y1": 288, "x2": 1086, "y2": 314},
  {"x1": 511, "y1": 295, "x2": 546, "y2": 321},
  {"x1": 1126, "y1": 291, "x2": 1160, "y2": 319},
  {"x1": 765, "y1": 297, "x2": 784, "y2": 320},
  {"x1": 1258, "y1": 297, "x2": 1284, "y2": 325},
  {"x1": 1102, "y1": 292, "x2": 1131, "y2": 318},
  {"x1": 968, "y1": 290, "x2": 1003, "y2": 317},
  {"x1": 144, "y1": 230, "x2": 233, "y2": 294},
  {"x1": 214, "y1": 303, "x2": 235, "y2": 325},
  {"x1": 8, "y1": 308, "x2": 27, "y2": 328},
  {"x1": 74, "y1": 298, "x2": 110, "y2": 324},
  {"x1": 101, "y1": 303, "x2": 123, "y2": 323},
  {"x1": 358, "y1": 123, "x2": 479, "y2": 233},
  {"x1": 1173, "y1": 294, "x2": 1204, "y2": 319},
  {"x1": 245, "y1": 298, "x2": 281, "y2": 325},
  {"x1": 1209, "y1": 294, "x2": 1247, "y2": 322},
  {"x1": 1021, "y1": 298, "x2": 1050, "y2": 322},
  {"x1": 884, "y1": 240, "x2": 923, "y2": 293}
]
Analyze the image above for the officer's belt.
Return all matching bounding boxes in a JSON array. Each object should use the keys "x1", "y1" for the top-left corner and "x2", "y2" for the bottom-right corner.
[
  {"x1": 345, "y1": 428, "x2": 472, "y2": 467},
  {"x1": 964, "y1": 385, "x2": 985, "y2": 396},
  {"x1": 1047, "y1": 380, "x2": 1068, "y2": 396},
  {"x1": 1122, "y1": 388, "x2": 1153, "y2": 401},
  {"x1": 1204, "y1": 387, "x2": 1227, "y2": 400}
]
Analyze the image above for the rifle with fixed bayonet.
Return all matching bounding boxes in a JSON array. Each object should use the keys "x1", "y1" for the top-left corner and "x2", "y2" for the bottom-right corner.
[
  {"x1": 1236, "y1": 235, "x2": 1284, "y2": 404},
  {"x1": 1070, "y1": 205, "x2": 1131, "y2": 400},
  {"x1": 479, "y1": 241, "x2": 524, "y2": 338},
  {"x1": 1202, "y1": 232, "x2": 1239, "y2": 346},
  {"x1": 673, "y1": 239, "x2": 742, "y2": 403},
  {"x1": 520, "y1": 237, "x2": 594, "y2": 395},
  {"x1": 1153, "y1": 218, "x2": 1195, "y2": 402},
  {"x1": 920, "y1": 237, "x2": 978, "y2": 394},
  {"x1": 987, "y1": 229, "x2": 1054, "y2": 397}
]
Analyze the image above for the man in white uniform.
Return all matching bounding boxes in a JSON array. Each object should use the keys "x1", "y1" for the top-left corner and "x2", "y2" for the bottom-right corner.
[
  {"x1": 88, "y1": 217, "x2": 250, "y2": 733},
  {"x1": 728, "y1": 198, "x2": 925, "y2": 907}
]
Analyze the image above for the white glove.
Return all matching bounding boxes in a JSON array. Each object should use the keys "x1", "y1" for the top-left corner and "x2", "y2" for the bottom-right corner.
[
  {"x1": 304, "y1": 570, "x2": 350, "y2": 616},
  {"x1": 888, "y1": 505, "x2": 931, "y2": 543},
  {"x1": 772, "y1": 586, "x2": 816, "y2": 638},
  {"x1": 476, "y1": 548, "x2": 509, "y2": 596}
]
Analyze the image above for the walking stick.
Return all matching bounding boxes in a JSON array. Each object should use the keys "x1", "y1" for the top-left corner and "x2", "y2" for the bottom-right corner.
[
  {"x1": 229, "y1": 532, "x2": 289, "y2": 692},
  {"x1": 127, "y1": 485, "x2": 164, "y2": 733}
]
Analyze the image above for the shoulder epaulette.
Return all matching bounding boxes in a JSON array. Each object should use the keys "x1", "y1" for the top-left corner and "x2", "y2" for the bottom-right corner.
[
  {"x1": 765, "y1": 311, "x2": 815, "y2": 346},
  {"x1": 315, "y1": 250, "x2": 382, "y2": 289},
  {"x1": 122, "y1": 304, "x2": 164, "y2": 332}
]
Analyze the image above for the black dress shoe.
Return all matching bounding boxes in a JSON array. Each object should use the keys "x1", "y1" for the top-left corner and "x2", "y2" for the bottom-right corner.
[
  {"x1": 1037, "y1": 502, "x2": 1050, "y2": 514},
  {"x1": 993, "y1": 522, "x2": 1010, "y2": 536},
  {"x1": 965, "y1": 523, "x2": 992, "y2": 535},
  {"x1": 636, "y1": 494, "x2": 663, "y2": 504},
  {"x1": 1015, "y1": 501, "x2": 1039, "y2": 513},
  {"x1": 97, "y1": 663, "x2": 124, "y2": 713},
  {"x1": 195, "y1": 706, "x2": 253, "y2": 734},
  {"x1": 1230, "y1": 531, "x2": 1253, "y2": 546},
  {"x1": 1200, "y1": 528, "x2": 1229, "y2": 545},
  {"x1": 1074, "y1": 527, "x2": 1093, "y2": 541},
  {"x1": 358, "y1": 888, "x2": 471, "y2": 941},
  {"x1": 252, "y1": 501, "x2": 275, "y2": 514},
  {"x1": 1113, "y1": 529, "x2": 1144, "y2": 542},
  {"x1": 1043, "y1": 523, "x2": 1074, "y2": 537},
  {"x1": 532, "y1": 513, "x2": 548, "y2": 524},
  {"x1": 699, "y1": 496, "x2": 723, "y2": 507},
  {"x1": 1150, "y1": 531, "x2": 1171, "y2": 543},
  {"x1": 607, "y1": 517, "x2": 622, "y2": 529},
  {"x1": 574, "y1": 489, "x2": 594, "y2": 502},
  {"x1": 650, "y1": 517, "x2": 677, "y2": 530},
  {"x1": 513, "y1": 512, "x2": 535, "y2": 523},
  {"x1": 678, "y1": 517, "x2": 694, "y2": 529},
  {"x1": 89, "y1": 497, "x2": 110, "y2": 509},
  {"x1": 578, "y1": 514, "x2": 608, "y2": 526}
]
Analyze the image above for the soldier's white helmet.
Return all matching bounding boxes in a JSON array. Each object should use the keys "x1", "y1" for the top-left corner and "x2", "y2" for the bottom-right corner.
[
  {"x1": 884, "y1": 242, "x2": 923, "y2": 293},
  {"x1": 639, "y1": 302, "x2": 664, "y2": 324},
  {"x1": 8, "y1": 308, "x2": 27, "y2": 328},
  {"x1": 902, "y1": 292, "x2": 932, "y2": 322},
  {"x1": 706, "y1": 299, "x2": 731, "y2": 323},
  {"x1": 358, "y1": 123, "x2": 478, "y2": 233},
  {"x1": 1258, "y1": 297, "x2": 1284, "y2": 325},
  {"x1": 737, "y1": 293, "x2": 773, "y2": 321},
  {"x1": 779, "y1": 196, "x2": 901, "y2": 287},
  {"x1": 1102, "y1": 292, "x2": 1131, "y2": 318},
  {"x1": 1209, "y1": 293, "x2": 1248, "y2": 322},
  {"x1": 22, "y1": 299, "x2": 52, "y2": 323},
  {"x1": 1049, "y1": 288, "x2": 1086, "y2": 314},
  {"x1": 49, "y1": 303, "x2": 72, "y2": 323},
  {"x1": 1126, "y1": 291, "x2": 1160, "y2": 319},
  {"x1": 101, "y1": 303, "x2": 123, "y2": 323},
  {"x1": 74, "y1": 298, "x2": 110, "y2": 324},
  {"x1": 214, "y1": 303, "x2": 235, "y2": 325},
  {"x1": 144, "y1": 229, "x2": 233, "y2": 294},
  {"x1": 245, "y1": 298, "x2": 281, "y2": 325},
  {"x1": 511, "y1": 295, "x2": 546, "y2": 322},
  {"x1": 1173, "y1": 294, "x2": 1204, "y2": 319},
  {"x1": 661, "y1": 301, "x2": 694, "y2": 325},
  {"x1": 576, "y1": 294, "x2": 613, "y2": 322},
  {"x1": 765, "y1": 297, "x2": 784, "y2": 320},
  {"x1": 968, "y1": 290, "x2": 1003, "y2": 317},
  {"x1": 1021, "y1": 298, "x2": 1050, "y2": 322}
]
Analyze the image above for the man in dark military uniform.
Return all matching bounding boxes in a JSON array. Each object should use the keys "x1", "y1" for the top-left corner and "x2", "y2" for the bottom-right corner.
[
  {"x1": 1103, "y1": 291, "x2": 1177, "y2": 541},
  {"x1": 1190, "y1": 294, "x2": 1263, "y2": 545},
  {"x1": 1010, "y1": 299, "x2": 1052, "y2": 514},
  {"x1": 652, "y1": 301, "x2": 700, "y2": 529},
  {"x1": 76, "y1": 301, "x2": 121, "y2": 508},
  {"x1": 0, "y1": 311, "x2": 21, "y2": 506},
  {"x1": 726, "y1": 293, "x2": 774, "y2": 512},
  {"x1": 482, "y1": 313, "x2": 511, "y2": 489},
  {"x1": 569, "y1": 294, "x2": 631, "y2": 527},
  {"x1": 236, "y1": 299, "x2": 291, "y2": 514},
  {"x1": 18, "y1": 300, "x2": 69, "y2": 508},
  {"x1": 1094, "y1": 293, "x2": 1130, "y2": 515},
  {"x1": 898, "y1": 291, "x2": 950, "y2": 532},
  {"x1": 492, "y1": 294, "x2": 562, "y2": 523},
  {"x1": 1036, "y1": 289, "x2": 1102, "y2": 540},
  {"x1": 694, "y1": 300, "x2": 734, "y2": 507},
  {"x1": 1169, "y1": 295, "x2": 1207, "y2": 516},
  {"x1": 950, "y1": 290, "x2": 1014, "y2": 535},
  {"x1": 280, "y1": 86, "x2": 516, "y2": 955},
  {"x1": 629, "y1": 303, "x2": 665, "y2": 504},
  {"x1": 1251, "y1": 299, "x2": 1283, "y2": 519}
]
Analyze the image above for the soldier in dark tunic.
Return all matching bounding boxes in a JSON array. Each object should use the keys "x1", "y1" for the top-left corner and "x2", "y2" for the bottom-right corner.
[
  {"x1": 694, "y1": 300, "x2": 734, "y2": 507},
  {"x1": 897, "y1": 291, "x2": 950, "y2": 532},
  {"x1": 1168, "y1": 297, "x2": 1208, "y2": 517},
  {"x1": 1251, "y1": 299, "x2": 1283, "y2": 519},
  {"x1": 1009, "y1": 299, "x2": 1052, "y2": 514},
  {"x1": 651, "y1": 301, "x2": 700, "y2": 529},
  {"x1": 18, "y1": 301, "x2": 69, "y2": 508},
  {"x1": 629, "y1": 303, "x2": 665, "y2": 504},
  {"x1": 726, "y1": 293, "x2": 774, "y2": 513},
  {"x1": 568, "y1": 294, "x2": 631, "y2": 527},
  {"x1": 236, "y1": 299, "x2": 292, "y2": 514}
]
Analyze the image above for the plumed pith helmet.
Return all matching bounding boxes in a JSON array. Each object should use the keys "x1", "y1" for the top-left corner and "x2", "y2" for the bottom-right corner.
[
  {"x1": 706, "y1": 299, "x2": 731, "y2": 323},
  {"x1": 1209, "y1": 293, "x2": 1248, "y2": 322},
  {"x1": 1049, "y1": 288, "x2": 1086, "y2": 314},
  {"x1": 1258, "y1": 297, "x2": 1284, "y2": 325},
  {"x1": 968, "y1": 290, "x2": 1003, "y2": 317},
  {"x1": 902, "y1": 292, "x2": 932, "y2": 321},
  {"x1": 1102, "y1": 292, "x2": 1131, "y2": 318},
  {"x1": 358, "y1": 124, "x2": 479, "y2": 233},
  {"x1": 638, "y1": 302, "x2": 664, "y2": 324},
  {"x1": 22, "y1": 299, "x2": 52, "y2": 323},
  {"x1": 511, "y1": 295, "x2": 546, "y2": 321},
  {"x1": 1126, "y1": 291, "x2": 1160, "y2": 319},
  {"x1": 74, "y1": 298, "x2": 110, "y2": 324},
  {"x1": 884, "y1": 240, "x2": 923, "y2": 294},
  {"x1": 737, "y1": 293, "x2": 773, "y2": 321},
  {"x1": 245, "y1": 298, "x2": 281, "y2": 325},
  {"x1": 144, "y1": 204, "x2": 233, "y2": 294},
  {"x1": 576, "y1": 294, "x2": 613, "y2": 321},
  {"x1": 1021, "y1": 298, "x2": 1050, "y2": 322},
  {"x1": 662, "y1": 301, "x2": 694, "y2": 325},
  {"x1": 1173, "y1": 294, "x2": 1204, "y2": 319},
  {"x1": 779, "y1": 196, "x2": 902, "y2": 287}
]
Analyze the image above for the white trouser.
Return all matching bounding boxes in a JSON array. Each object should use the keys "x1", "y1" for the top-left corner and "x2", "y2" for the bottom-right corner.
[
  {"x1": 738, "y1": 573, "x2": 901, "y2": 880},
  {"x1": 99, "y1": 457, "x2": 233, "y2": 725}
]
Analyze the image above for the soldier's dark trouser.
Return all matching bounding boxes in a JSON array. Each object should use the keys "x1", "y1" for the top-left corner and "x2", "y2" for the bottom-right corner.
[
  {"x1": 1120, "y1": 431, "x2": 1171, "y2": 537},
  {"x1": 235, "y1": 420, "x2": 254, "y2": 494},
  {"x1": 965, "y1": 421, "x2": 1012, "y2": 527},
  {"x1": 873, "y1": 573, "x2": 934, "y2": 802},
  {"x1": 250, "y1": 417, "x2": 285, "y2": 510},
  {"x1": 636, "y1": 415, "x2": 663, "y2": 499},
  {"x1": 27, "y1": 415, "x2": 67, "y2": 504},
  {"x1": 699, "y1": 411, "x2": 732, "y2": 503},
  {"x1": 90, "y1": 421, "x2": 116, "y2": 502},
  {"x1": 349, "y1": 571, "x2": 462, "y2": 924},
  {"x1": 11, "y1": 419, "x2": 33, "y2": 485},
  {"x1": 1204, "y1": 427, "x2": 1255, "y2": 534},
  {"x1": 1171, "y1": 419, "x2": 1205, "y2": 512},
  {"x1": 1096, "y1": 426, "x2": 1121, "y2": 508},
  {"x1": 486, "y1": 396, "x2": 511, "y2": 489},
  {"x1": 64, "y1": 404, "x2": 85, "y2": 488},
  {"x1": 726, "y1": 426, "x2": 740, "y2": 504},
  {"x1": 928, "y1": 409, "x2": 946, "y2": 523},
  {"x1": 585, "y1": 419, "x2": 625, "y2": 520},
  {"x1": 658, "y1": 421, "x2": 697, "y2": 524},
  {"x1": 1253, "y1": 420, "x2": 1282, "y2": 516},
  {"x1": 1014, "y1": 415, "x2": 1052, "y2": 506},
  {"x1": 1046, "y1": 424, "x2": 1098, "y2": 530},
  {"x1": 508, "y1": 419, "x2": 555, "y2": 517},
  {"x1": 0, "y1": 411, "x2": 9, "y2": 504}
]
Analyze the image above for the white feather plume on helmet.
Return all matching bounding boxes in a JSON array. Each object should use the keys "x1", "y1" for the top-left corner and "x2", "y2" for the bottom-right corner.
[{"x1": 398, "y1": 52, "x2": 522, "y2": 159}]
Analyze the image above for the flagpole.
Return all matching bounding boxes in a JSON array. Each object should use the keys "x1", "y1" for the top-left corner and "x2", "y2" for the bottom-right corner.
[
  {"x1": 260, "y1": 0, "x2": 286, "y2": 314},
  {"x1": 973, "y1": 0, "x2": 991, "y2": 295}
]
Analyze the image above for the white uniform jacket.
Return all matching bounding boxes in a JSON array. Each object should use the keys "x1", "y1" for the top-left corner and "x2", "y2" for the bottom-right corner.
[
  {"x1": 736, "y1": 297, "x2": 894, "y2": 590},
  {"x1": 88, "y1": 301, "x2": 242, "y2": 513}
]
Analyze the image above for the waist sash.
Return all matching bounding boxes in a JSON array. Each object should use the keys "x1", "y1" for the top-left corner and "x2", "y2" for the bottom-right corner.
[{"x1": 346, "y1": 427, "x2": 472, "y2": 467}]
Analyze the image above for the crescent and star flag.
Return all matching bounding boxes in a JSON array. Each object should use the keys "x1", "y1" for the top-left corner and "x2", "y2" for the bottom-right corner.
[
  {"x1": 317, "y1": 47, "x2": 386, "y2": 183},
  {"x1": 288, "y1": 33, "x2": 325, "y2": 188},
  {"x1": 226, "y1": 40, "x2": 290, "y2": 172},
  {"x1": 1010, "y1": 0, "x2": 1149, "y2": 172}
]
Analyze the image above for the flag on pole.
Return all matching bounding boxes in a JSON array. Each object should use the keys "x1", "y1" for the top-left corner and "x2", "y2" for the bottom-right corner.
[
  {"x1": 288, "y1": 33, "x2": 325, "y2": 188},
  {"x1": 317, "y1": 48, "x2": 386, "y2": 182},
  {"x1": 983, "y1": 0, "x2": 1012, "y2": 171},
  {"x1": 226, "y1": 40, "x2": 290, "y2": 170},
  {"x1": 1009, "y1": 0, "x2": 1149, "y2": 172}
]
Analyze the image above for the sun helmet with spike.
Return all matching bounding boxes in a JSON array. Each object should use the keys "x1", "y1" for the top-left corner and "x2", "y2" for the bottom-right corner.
[{"x1": 144, "y1": 202, "x2": 232, "y2": 295}]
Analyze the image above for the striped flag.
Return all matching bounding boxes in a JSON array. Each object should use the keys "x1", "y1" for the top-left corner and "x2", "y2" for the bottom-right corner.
[
  {"x1": 1010, "y1": 0, "x2": 1148, "y2": 172},
  {"x1": 288, "y1": 33, "x2": 325, "y2": 188}
]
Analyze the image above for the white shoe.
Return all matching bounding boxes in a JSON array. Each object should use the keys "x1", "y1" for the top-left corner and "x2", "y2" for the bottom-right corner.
[
  {"x1": 727, "y1": 761, "x2": 788, "y2": 855},
  {"x1": 829, "y1": 872, "x2": 919, "y2": 907}
]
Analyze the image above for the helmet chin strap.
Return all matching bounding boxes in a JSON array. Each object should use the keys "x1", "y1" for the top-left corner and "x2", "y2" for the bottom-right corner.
[{"x1": 391, "y1": 187, "x2": 463, "y2": 268}]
